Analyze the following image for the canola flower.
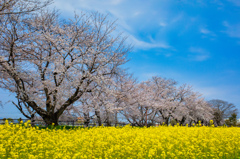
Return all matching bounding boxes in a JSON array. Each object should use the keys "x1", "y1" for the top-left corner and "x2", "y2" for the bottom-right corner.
[{"x1": 1, "y1": 120, "x2": 240, "y2": 159}]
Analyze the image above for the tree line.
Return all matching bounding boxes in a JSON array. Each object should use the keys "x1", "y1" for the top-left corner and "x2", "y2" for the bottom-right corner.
[{"x1": 0, "y1": 0, "x2": 238, "y2": 126}]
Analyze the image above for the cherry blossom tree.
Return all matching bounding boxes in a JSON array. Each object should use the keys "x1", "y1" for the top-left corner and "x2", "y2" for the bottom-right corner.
[
  {"x1": 0, "y1": 0, "x2": 52, "y2": 124},
  {"x1": 0, "y1": 0, "x2": 52, "y2": 15},
  {"x1": 171, "y1": 88, "x2": 213, "y2": 126},
  {"x1": 120, "y1": 77, "x2": 168, "y2": 126},
  {"x1": 121, "y1": 76, "x2": 214, "y2": 126},
  {"x1": 152, "y1": 80, "x2": 213, "y2": 126},
  {"x1": 70, "y1": 72, "x2": 136, "y2": 126},
  {"x1": 123, "y1": 76, "x2": 178, "y2": 126},
  {"x1": 0, "y1": 6, "x2": 39, "y2": 123},
  {"x1": 0, "y1": 9, "x2": 131, "y2": 126}
]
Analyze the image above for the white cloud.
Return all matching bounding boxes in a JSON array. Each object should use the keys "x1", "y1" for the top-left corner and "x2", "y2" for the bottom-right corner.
[
  {"x1": 136, "y1": 69, "x2": 186, "y2": 84},
  {"x1": 200, "y1": 28, "x2": 211, "y2": 34},
  {"x1": 199, "y1": 26, "x2": 216, "y2": 38},
  {"x1": 51, "y1": 0, "x2": 173, "y2": 51},
  {"x1": 171, "y1": 13, "x2": 184, "y2": 23},
  {"x1": 129, "y1": 35, "x2": 170, "y2": 50},
  {"x1": 164, "y1": 53, "x2": 173, "y2": 57},
  {"x1": 192, "y1": 86, "x2": 235, "y2": 103},
  {"x1": 188, "y1": 47, "x2": 210, "y2": 61},
  {"x1": 159, "y1": 22, "x2": 167, "y2": 27},
  {"x1": 52, "y1": 0, "x2": 133, "y2": 31},
  {"x1": 133, "y1": 11, "x2": 141, "y2": 17},
  {"x1": 193, "y1": 85, "x2": 240, "y2": 108},
  {"x1": 110, "y1": 0, "x2": 124, "y2": 5},
  {"x1": 140, "y1": 72, "x2": 160, "y2": 81},
  {"x1": 195, "y1": 86, "x2": 225, "y2": 98},
  {"x1": 194, "y1": 55, "x2": 210, "y2": 61},
  {"x1": 223, "y1": 21, "x2": 240, "y2": 38},
  {"x1": 227, "y1": 0, "x2": 240, "y2": 6}
]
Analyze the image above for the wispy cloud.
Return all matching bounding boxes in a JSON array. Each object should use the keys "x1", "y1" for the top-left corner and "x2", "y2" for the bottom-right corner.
[
  {"x1": 139, "y1": 71, "x2": 182, "y2": 82},
  {"x1": 52, "y1": 0, "x2": 172, "y2": 50},
  {"x1": 140, "y1": 72, "x2": 160, "y2": 81},
  {"x1": 194, "y1": 86, "x2": 225, "y2": 98},
  {"x1": 200, "y1": 28, "x2": 215, "y2": 36},
  {"x1": 53, "y1": 0, "x2": 133, "y2": 31},
  {"x1": 110, "y1": 0, "x2": 124, "y2": 5},
  {"x1": 227, "y1": 0, "x2": 240, "y2": 6},
  {"x1": 193, "y1": 84, "x2": 240, "y2": 107},
  {"x1": 200, "y1": 28, "x2": 211, "y2": 34},
  {"x1": 159, "y1": 22, "x2": 167, "y2": 27},
  {"x1": 188, "y1": 47, "x2": 210, "y2": 61},
  {"x1": 199, "y1": 27, "x2": 216, "y2": 40},
  {"x1": 223, "y1": 21, "x2": 240, "y2": 38},
  {"x1": 129, "y1": 35, "x2": 170, "y2": 50}
]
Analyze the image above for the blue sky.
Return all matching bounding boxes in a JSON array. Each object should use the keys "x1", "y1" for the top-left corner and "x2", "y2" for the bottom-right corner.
[{"x1": 1, "y1": 0, "x2": 240, "y2": 118}]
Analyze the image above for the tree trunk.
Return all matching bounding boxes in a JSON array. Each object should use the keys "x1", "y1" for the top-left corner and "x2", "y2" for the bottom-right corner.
[
  {"x1": 95, "y1": 110, "x2": 102, "y2": 126},
  {"x1": 179, "y1": 116, "x2": 186, "y2": 125},
  {"x1": 114, "y1": 112, "x2": 118, "y2": 127},
  {"x1": 164, "y1": 116, "x2": 170, "y2": 126},
  {"x1": 189, "y1": 120, "x2": 193, "y2": 126},
  {"x1": 105, "y1": 110, "x2": 111, "y2": 126},
  {"x1": 145, "y1": 107, "x2": 148, "y2": 127},
  {"x1": 30, "y1": 114, "x2": 35, "y2": 127},
  {"x1": 42, "y1": 114, "x2": 59, "y2": 126},
  {"x1": 84, "y1": 113, "x2": 90, "y2": 127}
]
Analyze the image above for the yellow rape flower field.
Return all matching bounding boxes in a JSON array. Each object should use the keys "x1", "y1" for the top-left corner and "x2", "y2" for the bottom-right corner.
[{"x1": 1, "y1": 121, "x2": 240, "y2": 159}]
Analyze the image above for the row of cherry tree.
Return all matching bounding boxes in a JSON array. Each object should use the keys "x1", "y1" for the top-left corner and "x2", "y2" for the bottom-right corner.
[
  {"x1": 67, "y1": 74, "x2": 214, "y2": 127},
  {"x1": 0, "y1": 0, "x2": 236, "y2": 126}
]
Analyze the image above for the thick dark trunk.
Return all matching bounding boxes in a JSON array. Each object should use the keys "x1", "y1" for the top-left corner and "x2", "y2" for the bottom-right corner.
[
  {"x1": 164, "y1": 116, "x2": 170, "y2": 126},
  {"x1": 83, "y1": 113, "x2": 90, "y2": 127},
  {"x1": 114, "y1": 112, "x2": 118, "y2": 127},
  {"x1": 189, "y1": 120, "x2": 193, "y2": 126},
  {"x1": 30, "y1": 114, "x2": 35, "y2": 127},
  {"x1": 145, "y1": 108, "x2": 148, "y2": 127},
  {"x1": 179, "y1": 116, "x2": 186, "y2": 125},
  {"x1": 42, "y1": 114, "x2": 59, "y2": 126},
  {"x1": 105, "y1": 111, "x2": 111, "y2": 126},
  {"x1": 106, "y1": 120, "x2": 111, "y2": 126},
  {"x1": 95, "y1": 110, "x2": 102, "y2": 126}
]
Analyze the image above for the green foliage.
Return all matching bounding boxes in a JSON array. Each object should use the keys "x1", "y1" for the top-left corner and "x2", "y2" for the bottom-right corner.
[
  {"x1": 2, "y1": 118, "x2": 13, "y2": 122},
  {"x1": 225, "y1": 113, "x2": 237, "y2": 127},
  {"x1": 170, "y1": 119, "x2": 177, "y2": 126},
  {"x1": 37, "y1": 125, "x2": 85, "y2": 130}
]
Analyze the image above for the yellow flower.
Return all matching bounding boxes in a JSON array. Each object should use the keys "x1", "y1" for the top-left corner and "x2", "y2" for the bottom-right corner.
[{"x1": 0, "y1": 121, "x2": 240, "y2": 158}]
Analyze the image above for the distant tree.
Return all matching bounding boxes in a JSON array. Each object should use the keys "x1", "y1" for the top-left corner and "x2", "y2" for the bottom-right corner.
[
  {"x1": 208, "y1": 99, "x2": 238, "y2": 126},
  {"x1": 2, "y1": 117, "x2": 13, "y2": 122},
  {"x1": 225, "y1": 113, "x2": 237, "y2": 127},
  {"x1": 17, "y1": 117, "x2": 22, "y2": 123}
]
